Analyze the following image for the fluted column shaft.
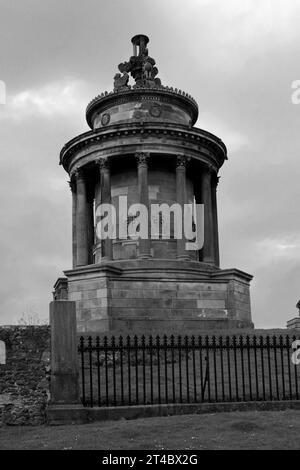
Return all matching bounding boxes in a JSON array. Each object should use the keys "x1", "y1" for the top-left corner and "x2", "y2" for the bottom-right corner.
[
  {"x1": 136, "y1": 152, "x2": 151, "y2": 259},
  {"x1": 201, "y1": 165, "x2": 215, "y2": 264},
  {"x1": 176, "y1": 155, "x2": 190, "y2": 261},
  {"x1": 75, "y1": 170, "x2": 89, "y2": 266},
  {"x1": 98, "y1": 158, "x2": 113, "y2": 261},
  {"x1": 69, "y1": 179, "x2": 77, "y2": 268},
  {"x1": 212, "y1": 175, "x2": 220, "y2": 267}
]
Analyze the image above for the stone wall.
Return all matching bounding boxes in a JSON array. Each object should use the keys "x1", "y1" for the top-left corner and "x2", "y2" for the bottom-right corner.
[{"x1": 0, "y1": 326, "x2": 50, "y2": 426}]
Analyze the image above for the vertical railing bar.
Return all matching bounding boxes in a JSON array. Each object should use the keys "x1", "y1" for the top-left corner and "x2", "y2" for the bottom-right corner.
[
  {"x1": 240, "y1": 336, "x2": 246, "y2": 401},
  {"x1": 212, "y1": 336, "x2": 218, "y2": 402},
  {"x1": 192, "y1": 336, "x2": 197, "y2": 403},
  {"x1": 266, "y1": 336, "x2": 273, "y2": 400},
  {"x1": 134, "y1": 335, "x2": 139, "y2": 405},
  {"x1": 80, "y1": 336, "x2": 86, "y2": 406},
  {"x1": 226, "y1": 336, "x2": 232, "y2": 402},
  {"x1": 142, "y1": 335, "x2": 146, "y2": 405},
  {"x1": 253, "y1": 336, "x2": 259, "y2": 400},
  {"x1": 273, "y1": 335, "x2": 279, "y2": 400},
  {"x1": 205, "y1": 336, "x2": 211, "y2": 402},
  {"x1": 199, "y1": 336, "x2": 204, "y2": 401},
  {"x1": 292, "y1": 335, "x2": 299, "y2": 400},
  {"x1": 185, "y1": 336, "x2": 190, "y2": 403},
  {"x1": 149, "y1": 335, "x2": 153, "y2": 405},
  {"x1": 219, "y1": 336, "x2": 225, "y2": 402},
  {"x1": 88, "y1": 336, "x2": 93, "y2": 408},
  {"x1": 156, "y1": 336, "x2": 161, "y2": 405},
  {"x1": 279, "y1": 335, "x2": 286, "y2": 400},
  {"x1": 178, "y1": 336, "x2": 183, "y2": 403},
  {"x1": 127, "y1": 335, "x2": 131, "y2": 406},
  {"x1": 112, "y1": 336, "x2": 116, "y2": 406},
  {"x1": 286, "y1": 336, "x2": 292, "y2": 400},
  {"x1": 246, "y1": 335, "x2": 252, "y2": 401},
  {"x1": 119, "y1": 336, "x2": 124, "y2": 406},
  {"x1": 104, "y1": 336, "x2": 108, "y2": 407},
  {"x1": 260, "y1": 336, "x2": 266, "y2": 401},
  {"x1": 164, "y1": 335, "x2": 168, "y2": 404},
  {"x1": 96, "y1": 337, "x2": 101, "y2": 407},
  {"x1": 233, "y1": 336, "x2": 239, "y2": 401},
  {"x1": 171, "y1": 335, "x2": 175, "y2": 403}
]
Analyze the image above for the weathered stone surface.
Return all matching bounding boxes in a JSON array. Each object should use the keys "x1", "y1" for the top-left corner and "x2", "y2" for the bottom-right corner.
[
  {"x1": 50, "y1": 301, "x2": 79, "y2": 405},
  {"x1": 0, "y1": 326, "x2": 50, "y2": 426}
]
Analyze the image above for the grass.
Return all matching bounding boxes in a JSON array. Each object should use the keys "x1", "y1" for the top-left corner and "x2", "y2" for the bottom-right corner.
[{"x1": 0, "y1": 410, "x2": 300, "y2": 449}]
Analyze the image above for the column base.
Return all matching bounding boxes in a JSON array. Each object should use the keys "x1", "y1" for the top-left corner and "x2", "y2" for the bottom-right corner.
[
  {"x1": 138, "y1": 253, "x2": 153, "y2": 260},
  {"x1": 176, "y1": 255, "x2": 192, "y2": 261},
  {"x1": 100, "y1": 256, "x2": 113, "y2": 263}
]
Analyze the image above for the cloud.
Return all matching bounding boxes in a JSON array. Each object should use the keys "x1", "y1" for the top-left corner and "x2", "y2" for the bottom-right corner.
[
  {"x1": 0, "y1": 79, "x2": 90, "y2": 121},
  {"x1": 198, "y1": 112, "x2": 249, "y2": 153},
  {"x1": 0, "y1": 0, "x2": 300, "y2": 329}
]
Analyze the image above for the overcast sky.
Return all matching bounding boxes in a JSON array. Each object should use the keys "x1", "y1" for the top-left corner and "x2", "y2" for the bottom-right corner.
[{"x1": 0, "y1": 0, "x2": 299, "y2": 327}]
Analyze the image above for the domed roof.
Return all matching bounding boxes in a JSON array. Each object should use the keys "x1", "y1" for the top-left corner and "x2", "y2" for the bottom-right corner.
[{"x1": 86, "y1": 35, "x2": 199, "y2": 129}]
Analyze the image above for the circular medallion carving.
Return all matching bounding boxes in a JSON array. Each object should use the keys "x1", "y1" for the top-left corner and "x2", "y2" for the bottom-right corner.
[
  {"x1": 149, "y1": 104, "x2": 161, "y2": 118},
  {"x1": 101, "y1": 113, "x2": 110, "y2": 126}
]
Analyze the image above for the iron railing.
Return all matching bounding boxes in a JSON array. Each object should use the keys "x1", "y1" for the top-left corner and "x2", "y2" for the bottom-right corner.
[{"x1": 78, "y1": 335, "x2": 300, "y2": 407}]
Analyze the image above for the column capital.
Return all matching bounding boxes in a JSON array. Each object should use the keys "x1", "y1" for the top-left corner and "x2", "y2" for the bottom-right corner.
[
  {"x1": 204, "y1": 163, "x2": 219, "y2": 176},
  {"x1": 68, "y1": 179, "x2": 76, "y2": 192},
  {"x1": 72, "y1": 166, "x2": 86, "y2": 181},
  {"x1": 96, "y1": 157, "x2": 110, "y2": 171},
  {"x1": 135, "y1": 151, "x2": 150, "y2": 166},
  {"x1": 176, "y1": 155, "x2": 190, "y2": 169},
  {"x1": 212, "y1": 175, "x2": 220, "y2": 188}
]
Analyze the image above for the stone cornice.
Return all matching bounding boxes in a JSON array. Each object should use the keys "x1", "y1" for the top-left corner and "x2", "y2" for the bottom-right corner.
[{"x1": 60, "y1": 122, "x2": 227, "y2": 172}]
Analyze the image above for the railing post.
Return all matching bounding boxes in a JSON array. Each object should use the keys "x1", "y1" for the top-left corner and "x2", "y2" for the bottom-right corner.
[{"x1": 50, "y1": 300, "x2": 80, "y2": 404}]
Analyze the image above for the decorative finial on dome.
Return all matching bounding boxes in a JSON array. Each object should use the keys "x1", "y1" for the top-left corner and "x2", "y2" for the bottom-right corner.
[{"x1": 113, "y1": 34, "x2": 162, "y2": 91}]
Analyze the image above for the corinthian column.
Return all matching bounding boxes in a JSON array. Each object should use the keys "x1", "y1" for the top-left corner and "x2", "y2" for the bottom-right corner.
[
  {"x1": 176, "y1": 155, "x2": 190, "y2": 261},
  {"x1": 69, "y1": 178, "x2": 77, "y2": 268},
  {"x1": 75, "y1": 168, "x2": 89, "y2": 266},
  {"x1": 135, "y1": 152, "x2": 152, "y2": 259},
  {"x1": 212, "y1": 174, "x2": 220, "y2": 267},
  {"x1": 98, "y1": 158, "x2": 113, "y2": 261},
  {"x1": 201, "y1": 165, "x2": 214, "y2": 265}
]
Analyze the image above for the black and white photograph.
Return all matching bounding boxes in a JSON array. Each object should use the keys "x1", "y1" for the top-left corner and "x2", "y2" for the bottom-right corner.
[{"x1": 0, "y1": 0, "x2": 299, "y2": 455}]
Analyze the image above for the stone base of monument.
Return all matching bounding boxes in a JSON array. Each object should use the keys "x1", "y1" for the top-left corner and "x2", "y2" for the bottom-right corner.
[
  {"x1": 54, "y1": 260, "x2": 253, "y2": 333},
  {"x1": 287, "y1": 317, "x2": 300, "y2": 329}
]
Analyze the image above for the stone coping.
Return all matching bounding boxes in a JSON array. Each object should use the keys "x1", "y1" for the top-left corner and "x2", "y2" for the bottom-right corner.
[
  {"x1": 47, "y1": 400, "x2": 300, "y2": 425},
  {"x1": 64, "y1": 259, "x2": 252, "y2": 283}
]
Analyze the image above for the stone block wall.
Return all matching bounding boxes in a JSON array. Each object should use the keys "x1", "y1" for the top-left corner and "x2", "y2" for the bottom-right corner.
[
  {"x1": 0, "y1": 326, "x2": 50, "y2": 426},
  {"x1": 227, "y1": 279, "x2": 252, "y2": 322},
  {"x1": 110, "y1": 279, "x2": 229, "y2": 331},
  {"x1": 63, "y1": 263, "x2": 253, "y2": 333},
  {"x1": 68, "y1": 273, "x2": 111, "y2": 332}
]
